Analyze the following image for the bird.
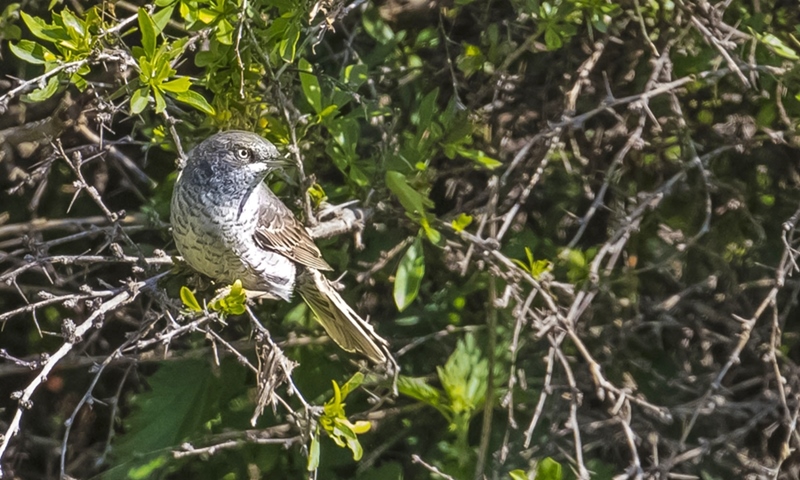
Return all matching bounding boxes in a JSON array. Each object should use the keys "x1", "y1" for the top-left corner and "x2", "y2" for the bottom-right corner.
[{"x1": 170, "y1": 130, "x2": 389, "y2": 364}]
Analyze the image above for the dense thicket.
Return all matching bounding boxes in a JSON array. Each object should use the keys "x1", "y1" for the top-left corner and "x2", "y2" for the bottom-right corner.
[{"x1": 2, "y1": 0, "x2": 800, "y2": 479}]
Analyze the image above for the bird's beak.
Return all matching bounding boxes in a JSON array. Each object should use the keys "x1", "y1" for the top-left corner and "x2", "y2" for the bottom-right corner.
[{"x1": 267, "y1": 155, "x2": 295, "y2": 169}]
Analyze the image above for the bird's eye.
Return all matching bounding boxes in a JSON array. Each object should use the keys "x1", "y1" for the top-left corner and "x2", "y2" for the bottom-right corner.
[{"x1": 236, "y1": 148, "x2": 250, "y2": 160}]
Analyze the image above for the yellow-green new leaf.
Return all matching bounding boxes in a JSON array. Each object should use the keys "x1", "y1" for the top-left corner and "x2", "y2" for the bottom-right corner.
[
  {"x1": 180, "y1": 286, "x2": 202, "y2": 312},
  {"x1": 137, "y1": 8, "x2": 157, "y2": 59},
  {"x1": 160, "y1": 76, "x2": 191, "y2": 93},
  {"x1": 451, "y1": 213, "x2": 473, "y2": 232}
]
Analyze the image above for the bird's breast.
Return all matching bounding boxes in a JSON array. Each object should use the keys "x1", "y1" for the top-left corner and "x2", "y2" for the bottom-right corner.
[{"x1": 171, "y1": 178, "x2": 297, "y2": 299}]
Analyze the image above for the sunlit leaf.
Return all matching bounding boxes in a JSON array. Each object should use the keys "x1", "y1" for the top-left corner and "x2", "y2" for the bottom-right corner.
[
  {"x1": 26, "y1": 75, "x2": 60, "y2": 102},
  {"x1": 386, "y1": 171, "x2": 433, "y2": 215},
  {"x1": 451, "y1": 213, "x2": 473, "y2": 232},
  {"x1": 9, "y1": 39, "x2": 54, "y2": 64},
  {"x1": 130, "y1": 86, "x2": 150, "y2": 114},
  {"x1": 179, "y1": 286, "x2": 202, "y2": 312},
  {"x1": 535, "y1": 457, "x2": 563, "y2": 480},
  {"x1": 138, "y1": 8, "x2": 157, "y2": 59},
  {"x1": 153, "y1": 87, "x2": 166, "y2": 112},
  {"x1": 21, "y1": 11, "x2": 66, "y2": 43},
  {"x1": 160, "y1": 76, "x2": 191, "y2": 93},
  {"x1": 509, "y1": 470, "x2": 528, "y2": 480},
  {"x1": 152, "y1": 4, "x2": 174, "y2": 33},
  {"x1": 299, "y1": 58, "x2": 323, "y2": 113},
  {"x1": 173, "y1": 89, "x2": 215, "y2": 115},
  {"x1": 60, "y1": 9, "x2": 85, "y2": 39},
  {"x1": 394, "y1": 237, "x2": 425, "y2": 311}
]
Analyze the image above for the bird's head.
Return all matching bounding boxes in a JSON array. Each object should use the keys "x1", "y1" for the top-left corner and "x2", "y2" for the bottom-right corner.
[{"x1": 189, "y1": 130, "x2": 292, "y2": 181}]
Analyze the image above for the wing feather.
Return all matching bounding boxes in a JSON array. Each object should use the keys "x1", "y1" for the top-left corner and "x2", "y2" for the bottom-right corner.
[{"x1": 253, "y1": 188, "x2": 333, "y2": 271}]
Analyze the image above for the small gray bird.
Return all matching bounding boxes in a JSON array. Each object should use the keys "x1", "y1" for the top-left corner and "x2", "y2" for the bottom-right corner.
[{"x1": 171, "y1": 130, "x2": 389, "y2": 364}]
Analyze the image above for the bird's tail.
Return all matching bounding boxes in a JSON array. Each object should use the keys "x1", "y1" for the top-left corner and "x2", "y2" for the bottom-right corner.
[{"x1": 297, "y1": 269, "x2": 391, "y2": 364}]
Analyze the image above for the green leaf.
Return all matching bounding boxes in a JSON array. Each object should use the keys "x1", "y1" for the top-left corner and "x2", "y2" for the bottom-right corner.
[
  {"x1": 9, "y1": 39, "x2": 55, "y2": 64},
  {"x1": 279, "y1": 22, "x2": 300, "y2": 62},
  {"x1": 307, "y1": 432, "x2": 320, "y2": 471},
  {"x1": 534, "y1": 458, "x2": 563, "y2": 480},
  {"x1": 299, "y1": 58, "x2": 323, "y2": 113},
  {"x1": 385, "y1": 171, "x2": 433, "y2": 215},
  {"x1": 197, "y1": 8, "x2": 218, "y2": 24},
  {"x1": 210, "y1": 280, "x2": 247, "y2": 316},
  {"x1": 343, "y1": 63, "x2": 368, "y2": 89},
  {"x1": 130, "y1": 86, "x2": 150, "y2": 114},
  {"x1": 26, "y1": 75, "x2": 60, "y2": 102},
  {"x1": 457, "y1": 148, "x2": 502, "y2": 169},
  {"x1": 173, "y1": 89, "x2": 215, "y2": 115},
  {"x1": 216, "y1": 17, "x2": 234, "y2": 45},
  {"x1": 107, "y1": 359, "x2": 246, "y2": 480},
  {"x1": 397, "y1": 375, "x2": 447, "y2": 414},
  {"x1": 417, "y1": 88, "x2": 439, "y2": 128},
  {"x1": 160, "y1": 76, "x2": 191, "y2": 93},
  {"x1": 420, "y1": 216, "x2": 441, "y2": 245},
  {"x1": 152, "y1": 5, "x2": 174, "y2": 33},
  {"x1": 341, "y1": 422, "x2": 364, "y2": 460},
  {"x1": 179, "y1": 286, "x2": 202, "y2": 312},
  {"x1": 60, "y1": 9, "x2": 85, "y2": 39},
  {"x1": 126, "y1": 456, "x2": 168, "y2": 480},
  {"x1": 509, "y1": 470, "x2": 528, "y2": 480},
  {"x1": 153, "y1": 87, "x2": 166, "y2": 113},
  {"x1": 437, "y1": 333, "x2": 488, "y2": 417},
  {"x1": 138, "y1": 8, "x2": 157, "y2": 59},
  {"x1": 339, "y1": 372, "x2": 364, "y2": 399},
  {"x1": 451, "y1": 213, "x2": 472, "y2": 232},
  {"x1": 394, "y1": 237, "x2": 425, "y2": 311},
  {"x1": 20, "y1": 11, "x2": 66, "y2": 43},
  {"x1": 307, "y1": 183, "x2": 327, "y2": 206},
  {"x1": 544, "y1": 27, "x2": 562, "y2": 50},
  {"x1": 752, "y1": 30, "x2": 799, "y2": 60}
]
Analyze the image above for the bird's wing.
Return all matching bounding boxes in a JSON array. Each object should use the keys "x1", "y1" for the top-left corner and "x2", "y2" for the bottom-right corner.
[{"x1": 254, "y1": 187, "x2": 333, "y2": 271}]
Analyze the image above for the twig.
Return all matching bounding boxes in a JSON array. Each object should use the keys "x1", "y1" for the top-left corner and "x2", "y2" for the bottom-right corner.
[{"x1": 0, "y1": 278, "x2": 149, "y2": 476}]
